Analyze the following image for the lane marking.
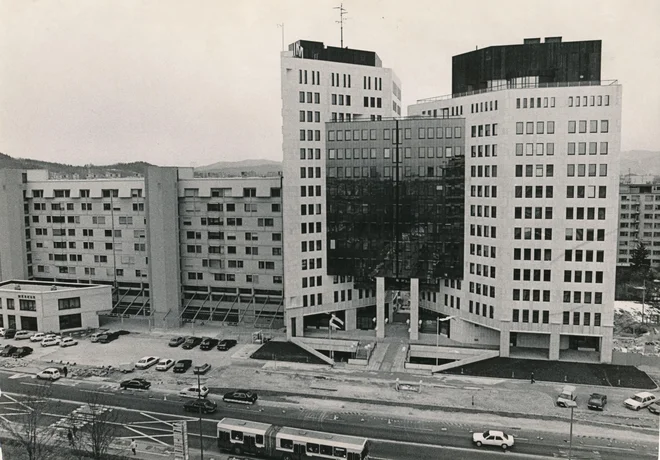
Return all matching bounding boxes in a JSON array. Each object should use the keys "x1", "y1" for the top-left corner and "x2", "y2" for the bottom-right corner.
[
  {"x1": 123, "y1": 426, "x2": 171, "y2": 446},
  {"x1": 140, "y1": 412, "x2": 175, "y2": 427}
]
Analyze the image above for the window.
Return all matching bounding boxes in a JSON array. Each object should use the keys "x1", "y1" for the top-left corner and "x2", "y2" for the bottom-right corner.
[
  {"x1": 601, "y1": 120, "x2": 609, "y2": 133},
  {"x1": 568, "y1": 121, "x2": 576, "y2": 133}
]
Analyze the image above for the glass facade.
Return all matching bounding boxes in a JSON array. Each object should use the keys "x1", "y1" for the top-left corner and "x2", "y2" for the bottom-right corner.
[{"x1": 326, "y1": 118, "x2": 465, "y2": 290}]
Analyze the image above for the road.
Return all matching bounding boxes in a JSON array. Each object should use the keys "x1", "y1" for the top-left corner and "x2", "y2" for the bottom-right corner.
[{"x1": 0, "y1": 372, "x2": 656, "y2": 460}]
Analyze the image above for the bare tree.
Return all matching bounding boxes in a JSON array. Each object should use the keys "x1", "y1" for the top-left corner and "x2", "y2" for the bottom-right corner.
[
  {"x1": 68, "y1": 391, "x2": 125, "y2": 460},
  {"x1": 0, "y1": 382, "x2": 65, "y2": 460}
]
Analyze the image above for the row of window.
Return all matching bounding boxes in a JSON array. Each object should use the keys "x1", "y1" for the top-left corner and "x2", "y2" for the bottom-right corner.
[
  {"x1": 562, "y1": 311, "x2": 602, "y2": 326},
  {"x1": 514, "y1": 164, "x2": 554, "y2": 178},
  {"x1": 567, "y1": 163, "x2": 609, "y2": 177},
  {"x1": 469, "y1": 263, "x2": 496, "y2": 278},
  {"x1": 567, "y1": 185, "x2": 608, "y2": 199},
  {"x1": 301, "y1": 240, "x2": 322, "y2": 252},
  {"x1": 331, "y1": 72, "x2": 351, "y2": 88},
  {"x1": 181, "y1": 187, "x2": 279, "y2": 199},
  {"x1": 300, "y1": 167, "x2": 322, "y2": 179},
  {"x1": 515, "y1": 121, "x2": 556, "y2": 135},
  {"x1": 33, "y1": 189, "x2": 141, "y2": 199},
  {"x1": 470, "y1": 144, "x2": 498, "y2": 158},
  {"x1": 511, "y1": 309, "x2": 550, "y2": 324},
  {"x1": 562, "y1": 291, "x2": 603, "y2": 304},
  {"x1": 514, "y1": 142, "x2": 555, "y2": 156},
  {"x1": 564, "y1": 270, "x2": 604, "y2": 283},
  {"x1": 298, "y1": 69, "x2": 321, "y2": 85},
  {"x1": 470, "y1": 123, "x2": 499, "y2": 137},
  {"x1": 513, "y1": 227, "x2": 553, "y2": 240},
  {"x1": 302, "y1": 275, "x2": 323, "y2": 288},
  {"x1": 514, "y1": 207, "x2": 553, "y2": 220},
  {"x1": 568, "y1": 95, "x2": 610, "y2": 107},
  {"x1": 329, "y1": 165, "x2": 452, "y2": 179},
  {"x1": 187, "y1": 273, "x2": 282, "y2": 284},
  {"x1": 469, "y1": 301, "x2": 495, "y2": 319},
  {"x1": 299, "y1": 91, "x2": 321, "y2": 104},
  {"x1": 329, "y1": 146, "x2": 461, "y2": 160},
  {"x1": 513, "y1": 268, "x2": 552, "y2": 282},
  {"x1": 301, "y1": 257, "x2": 323, "y2": 271},
  {"x1": 299, "y1": 130, "x2": 321, "y2": 142},
  {"x1": 565, "y1": 228, "x2": 606, "y2": 242},
  {"x1": 470, "y1": 165, "x2": 498, "y2": 178},
  {"x1": 513, "y1": 247, "x2": 552, "y2": 261},
  {"x1": 469, "y1": 243, "x2": 496, "y2": 259},
  {"x1": 515, "y1": 97, "x2": 556, "y2": 109},
  {"x1": 468, "y1": 281, "x2": 495, "y2": 298},
  {"x1": 187, "y1": 231, "x2": 281, "y2": 241},
  {"x1": 469, "y1": 205, "x2": 497, "y2": 219},
  {"x1": 421, "y1": 105, "x2": 463, "y2": 117},
  {"x1": 515, "y1": 185, "x2": 554, "y2": 199},
  {"x1": 302, "y1": 292, "x2": 323, "y2": 307},
  {"x1": 568, "y1": 119, "x2": 609, "y2": 134},
  {"x1": 444, "y1": 294, "x2": 460, "y2": 309},
  {"x1": 300, "y1": 204, "x2": 322, "y2": 216},
  {"x1": 327, "y1": 126, "x2": 462, "y2": 142},
  {"x1": 564, "y1": 249, "x2": 606, "y2": 262},
  {"x1": 300, "y1": 185, "x2": 322, "y2": 197},
  {"x1": 471, "y1": 100, "x2": 498, "y2": 113},
  {"x1": 566, "y1": 207, "x2": 607, "y2": 220},
  {"x1": 469, "y1": 224, "x2": 497, "y2": 238},
  {"x1": 299, "y1": 111, "x2": 322, "y2": 122},
  {"x1": 512, "y1": 289, "x2": 551, "y2": 302},
  {"x1": 34, "y1": 203, "x2": 144, "y2": 213},
  {"x1": 469, "y1": 185, "x2": 497, "y2": 198},
  {"x1": 363, "y1": 97, "x2": 382, "y2": 108}
]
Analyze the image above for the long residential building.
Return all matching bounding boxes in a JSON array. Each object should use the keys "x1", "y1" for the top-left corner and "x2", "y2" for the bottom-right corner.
[
  {"x1": 617, "y1": 181, "x2": 660, "y2": 267},
  {"x1": 0, "y1": 167, "x2": 284, "y2": 329}
]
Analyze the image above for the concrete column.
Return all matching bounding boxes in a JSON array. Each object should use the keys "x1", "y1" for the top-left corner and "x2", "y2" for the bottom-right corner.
[
  {"x1": 600, "y1": 325, "x2": 613, "y2": 363},
  {"x1": 286, "y1": 311, "x2": 305, "y2": 339},
  {"x1": 409, "y1": 278, "x2": 419, "y2": 341},
  {"x1": 345, "y1": 308, "x2": 357, "y2": 331},
  {"x1": 376, "y1": 277, "x2": 386, "y2": 339},
  {"x1": 549, "y1": 323, "x2": 561, "y2": 361},
  {"x1": 499, "y1": 321, "x2": 511, "y2": 357}
]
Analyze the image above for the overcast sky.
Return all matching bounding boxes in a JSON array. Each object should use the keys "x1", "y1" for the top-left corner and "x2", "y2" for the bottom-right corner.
[{"x1": 1, "y1": 0, "x2": 658, "y2": 167}]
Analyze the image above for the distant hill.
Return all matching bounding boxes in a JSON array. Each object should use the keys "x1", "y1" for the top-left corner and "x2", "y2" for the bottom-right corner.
[
  {"x1": 195, "y1": 159, "x2": 282, "y2": 177},
  {"x1": 620, "y1": 150, "x2": 660, "y2": 181},
  {"x1": 0, "y1": 152, "x2": 151, "y2": 178}
]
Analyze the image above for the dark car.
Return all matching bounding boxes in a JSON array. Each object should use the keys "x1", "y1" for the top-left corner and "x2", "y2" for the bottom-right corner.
[
  {"x1": 217, "y1": 339, "x2": 237, "y2": 351},
  {"x1": 173, "y1": 359, "x2": 193, "y2": 373},
  {"x1": 183, "y1": 399, "x2": 217, "y2": 414},
  {"x1": 0, "y1": 346, "x2": 17, "y2": 357},
  {"x1": 168, "y1": 336, "x2": 185, "y2": 347},
  {"x1": 12, "y1": 346, "x2": 33, "y2": 358},
  {"x1": 587, "y1": 393, "x2": 607, "y2": 411},
  {"x1": 4, "y1": 329, "x2": 17, "y2": 339},
  {"x1": 223, "y1": 390, "x2": 258, "y2": 405},
  {"x1": 98, "y1": 332, "x2": 120, "y2": 344},
  {"x1": 193, "y1": 363, "x2": 211, "y2": 375},
  {"x1": 199, "y1": 338, "x2": 219, "y2": 350},
  {"x1": 182, "y1": 337, "x2": 202, "y2": 350},
  {"x1": 648, "y1": 401, "x2": 660, "y2": 415},
  {"x1": 120, "y1": 378, "x2": 151, "y2": 390}
]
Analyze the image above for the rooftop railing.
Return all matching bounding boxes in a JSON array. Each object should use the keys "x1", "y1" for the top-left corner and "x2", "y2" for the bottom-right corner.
[{"x1": 416, "y1": 79, "x2": 619, "y2": 104}]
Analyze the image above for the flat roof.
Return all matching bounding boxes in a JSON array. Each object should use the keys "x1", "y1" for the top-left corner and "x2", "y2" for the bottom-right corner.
[
  {"x1": 217, "y1": 418, "x2": 272, "y2": 432},
  {"x1": 0, "y1": 280, "x2": 106, "y2": 293},
  {"x1": 277, "y1": 426, "x2": 367, "y2": 447}
]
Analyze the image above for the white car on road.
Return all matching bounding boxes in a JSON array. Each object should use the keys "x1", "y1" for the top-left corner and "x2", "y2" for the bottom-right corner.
[
  {"x1": 155, "y1": 359, "x2": 175, "y2": 371},
  {"x1": 624, "y1": 392, "x2": 657, "y2": 410},
  {"x1": 41, "y1": 337, "x2": 62, "y2": 347},
  {"x1": 30, "y1": 333, "x2": 47, "y2": 342},
  {"x1": 36, "y1": 368, "x2": 61, "y2": 381},
  {"x1": 59, "y1": 337, "x2": 78, "y2": 347},
  {"x1": 472, "y1": 430, "x2": 514, "y2": 450},
  {"x1": 179, "y1": 385, "x2": 209, "y2": 399},
  {"x1": 135, "y1": 356, "x2": 159, "y2": 369}
]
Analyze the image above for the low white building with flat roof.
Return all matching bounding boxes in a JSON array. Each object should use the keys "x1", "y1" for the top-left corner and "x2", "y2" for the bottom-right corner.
[{"x1": 0, "y1": 280, "x2": 111, "y2": 332}]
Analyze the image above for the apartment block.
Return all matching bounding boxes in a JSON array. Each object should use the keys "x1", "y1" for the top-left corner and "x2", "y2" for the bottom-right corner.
[{"x1": 618, "y1": 182, "x2": 660, "y2": 267}]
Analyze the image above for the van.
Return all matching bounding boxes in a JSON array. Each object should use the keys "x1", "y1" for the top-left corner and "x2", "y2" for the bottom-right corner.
[
  {"x1": 90, "y1": 329, "x2": 109, "y2": 343},
  {"x1": 556, "y1": 385, "x2": 577, "y2": 407}
]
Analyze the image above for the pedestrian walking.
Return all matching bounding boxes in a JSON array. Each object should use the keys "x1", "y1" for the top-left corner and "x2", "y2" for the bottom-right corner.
[
  {"x1": 67, "y1": 429, "x2": 74, "y2": 446},
  {"x1": 72, "y1": 424, "x2": 77, "y2": 437},
  {"x1": 530, "y1": 372, "x2": 535, "y2": 384},
  {"x1": 63, "y1": 366, "x2": 68, "y2": 378},
  {"x1": 130, "y1": 439, "x2": 137, "y2": 455}
]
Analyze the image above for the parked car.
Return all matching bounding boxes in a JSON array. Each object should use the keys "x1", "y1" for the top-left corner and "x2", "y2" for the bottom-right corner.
[
  {"x1": 587, "y1": 393, "x2": 607, "y2": 411},
  {"x1": 90, "y1": 329, "x2": 109, "y2": 343},
  {"x1": 120, "y1": 378, "x2": 151, "y2": 390},
  {"x1": 556, "y1": 385, "x2": 577, "y2": 407},
  {"x1": 155, "y1": 359, "x2": 175, "y2": 371},
  {"x1": 223, "y1": 390, "x2": 258, "y2": 405},
  {"x1": 173, "y1": 359, "x2": 193, "y2": 374},
  {"x1": 37, "y1": 367, "x2": 61, "y2": 381},
  {"x1": 472, "y1": 430, "x2": 514, "y2": 450},
  {"x1": 179, "y1": 385, "x2": 209, "y2": 399},
  {"x1": 30, "y1": 333, "x2": 46, "y2": 342},
  {"x1": 41, "y1": 337, "x2": 62, "y2": 347},
  {"x1": 193, "y1": 363, "x2": 211, "y2": 375},
  {"x1": 14, "y1": 331, "x2": 34, "y2": 340},
  {"x1": 183, "y1": 399, "x2": 217, "y2": 414},
  {"x1": 217, "y1": 339, "x2": 237, "y2": 351},
  {"x1": 624, "y1": 392, "x2": 657, "y2": 410},
  {"x1": 60, "y1": 337, "x2": 78, "y2": 347},
  {"x1": 199, "y1": 338, "x2": 219, "y2": 351},
  {"x1": 648, "y1": 401, "x2": 660, "y2": 415},
  {"x1": 182, "y1": 337, "x2": 202, "y2": 350},
  {"x1": 98, "y1": 332, "x2": 120, "y2": 344},
  {"x1": 0, "y1": 328, "x2": 6, "y2": 337},
  {"x1": 168, "y1": 336, "x2": 185, "y2": 347},
  {"x1": 4, "y1": 329, "x2": 17, "y2": 339},
  {"x1": 12, "y1": 346, "x2": 33, "y2": 358},
  {"x1": 117, "y1": 363, "x2": 135, "y2": 374},
  {"x1": 135, "y1": 356, "x2": 160, "y2": 369},
  {"x1": 0, "y1": 346, "x2": 17, "y2": 357}
]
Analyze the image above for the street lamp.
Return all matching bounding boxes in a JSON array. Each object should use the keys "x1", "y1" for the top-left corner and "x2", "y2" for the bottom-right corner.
[
  {"x1": 565, "y1": 400, "x2": 577, "y2": 460},
  {"x1": 436, "y1": 316, "x2": 455, "y2": 365},
  {"x1": 196, "y1": 370, "x2": 204, "y2": 460}
]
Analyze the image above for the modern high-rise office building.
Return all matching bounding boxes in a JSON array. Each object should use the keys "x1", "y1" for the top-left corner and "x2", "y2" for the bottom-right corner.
[
  {"x1": 0, "y1": 167, "x2": 284, "y2": 328},
  {"x1": 280, "y1": 40, "x2": 402, "y2": 337},
  {"x1": 283, "y1": 37, "x2": 621, "y2": 363}
]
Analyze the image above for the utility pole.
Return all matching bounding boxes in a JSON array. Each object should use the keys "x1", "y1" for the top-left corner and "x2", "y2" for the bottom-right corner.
[
  {"x1": 277, "y1": 23, "x2": 285, "y2": 51},
  {"x1": 334, "y1": 3, "x2": 348, "y2": 48},
  {"x1": 197, "y1": 371, "x2": 204, "y2": 460}
]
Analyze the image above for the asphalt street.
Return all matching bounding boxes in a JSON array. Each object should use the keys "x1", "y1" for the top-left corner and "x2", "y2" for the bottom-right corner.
[{"x1": 0, "y1": 371, "x2": 656, "y2": 460}]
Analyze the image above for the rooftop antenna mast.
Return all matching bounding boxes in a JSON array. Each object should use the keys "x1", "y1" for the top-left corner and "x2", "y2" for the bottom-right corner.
[
  {"x1": 277, "y1": 23, "x2": 285, "y2": 51},
  {"x1": 334, "y1": 3, "x2": 348, "y2": 48}
]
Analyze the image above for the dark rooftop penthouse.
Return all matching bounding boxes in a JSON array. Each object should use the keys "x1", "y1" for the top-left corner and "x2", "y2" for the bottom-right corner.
[{"x1": 288, "y1": 40, "x2": 381, "y2": 67}]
